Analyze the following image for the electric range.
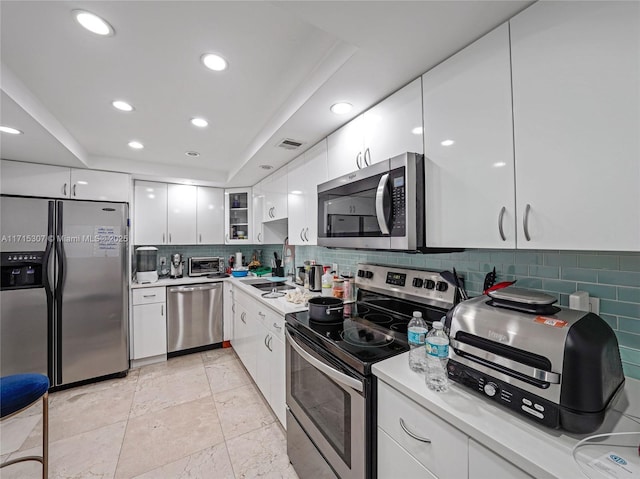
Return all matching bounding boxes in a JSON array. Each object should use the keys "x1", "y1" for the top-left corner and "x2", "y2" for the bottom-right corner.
[{"x1": 284, "y1": 263, "x2": 458, "y2": 479}]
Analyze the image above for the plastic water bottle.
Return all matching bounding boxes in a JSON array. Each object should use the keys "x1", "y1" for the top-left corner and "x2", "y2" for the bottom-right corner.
[
  {"x1": 407, "y1": 312, "x2": 428, "y2": 372},
  {"x1": 425, "y1": 321, "x2": 450, "y2": 392}
]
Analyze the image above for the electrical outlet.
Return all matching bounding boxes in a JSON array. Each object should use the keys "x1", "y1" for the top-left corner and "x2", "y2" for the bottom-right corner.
[
  {"x1": 159, "y1": 256, "x2": 166, "y2": 265},
  {"x1": 589, "y1": 297, "x2": 600, "y2": 315}
]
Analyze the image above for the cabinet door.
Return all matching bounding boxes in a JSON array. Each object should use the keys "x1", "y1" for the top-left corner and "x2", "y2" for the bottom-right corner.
[
  {"x1": 252, "y1": 183, "x2": 265, "y2": 244},
  {"x1": 1, "y1": 160, "x2": 70, "y2": 198},
  {"x1": 255, "y1": 326, "x2": 271, "y2": 401},
  {"x1": 378, "y1": 428, "x2": 437, "y2": 479},
  {"x1": 510, "y1": 1, "x2": 640, "y2": 250},
  {"x1": 302, "y1": 140, "x2": 328, "y2": 245},
  {"x1": 132, "y1": 303, "x2": 167, "y2": 359},
  {"x1": 469, "y1": 439, "x2": 532, "y2": 479},
  {"x1": 423, "y1": 23, "x2": 516, "y2": 248},
  {"x1": 225, "y1": 188, "x2": 252, "y2": 244},
  {"x1": 196, "y1": 186, "x2": 224, "y2": 244},
  {"x1": 269, "y1": 334, "x2": 286, "y2": 427},
  {"x1": 327, "y1": 115, "x2": 364, "y2": 180},
  {"x1": 287, "y1": 154, "x2": 308, "y2": 246},
  {"x1": 71, "y1": 169, "x2": 130, "y2": 202},
  {"x1": 262, "y1": 167, "x2": 288, "y2": 221},
  {"x1": 364, "y1": 78, "x2": 423, "y2": 166},
  {"x1": 134, "y1": 181, "x2": 168, "y2": 245},
  {"x1": 167, "y1": 184, "x2": 197, "y2": 245},
  {"x1": 232, "y1": 304, "x2": 257, "y2": 379}
]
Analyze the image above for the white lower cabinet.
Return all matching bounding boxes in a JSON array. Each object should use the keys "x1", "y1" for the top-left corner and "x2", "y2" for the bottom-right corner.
[
  {"x1": 131, "y1": 287, "x2": 167, "y2": 362},
  {"x1": 232, "y1": 288, "x2": 286, "y2": 427},
  {"x1": 377, "y1": 381, "x2": 468, "y2": 479},
  {"x1": 468, "y1": 439, "x2": 532, "y2": 479},
  {"x1": 378, "y1": 428, "x2": 436, "y2": 479}
]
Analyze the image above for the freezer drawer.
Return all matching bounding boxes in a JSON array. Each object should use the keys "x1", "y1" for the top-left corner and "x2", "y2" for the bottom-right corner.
[{"x1": 167, "y1": 283, "x2": 223, "y2": 353}]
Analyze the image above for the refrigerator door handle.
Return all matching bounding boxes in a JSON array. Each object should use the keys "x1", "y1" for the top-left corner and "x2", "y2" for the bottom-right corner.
[{"x1": 55, "y1": 201, "x2": 66, "y2": 384}]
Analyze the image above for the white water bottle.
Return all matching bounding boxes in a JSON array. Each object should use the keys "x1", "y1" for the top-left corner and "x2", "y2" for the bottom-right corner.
[
  {"x1": 425, "y1": 321, "x2": 449, "y2": 392},
  {"x1": 407, "y1": 312, "x2": 428, "y2": 372}
]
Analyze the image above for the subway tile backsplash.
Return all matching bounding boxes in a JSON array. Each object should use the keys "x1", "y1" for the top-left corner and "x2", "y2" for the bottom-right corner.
[{"x1": 295, "y1": 246, "x2": 640, "y2": 380}]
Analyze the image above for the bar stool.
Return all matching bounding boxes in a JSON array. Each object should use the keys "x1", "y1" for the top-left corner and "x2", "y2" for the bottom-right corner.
[{"x1": 0, "y1": 373, "x2": 49, "y2": 478}]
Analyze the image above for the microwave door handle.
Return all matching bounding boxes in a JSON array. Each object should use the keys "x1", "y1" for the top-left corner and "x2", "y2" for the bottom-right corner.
[
  {"x1": 375, "y1": 173, "x2": 391, "y2": 235},
  {"x1": 285, "y1": 330, "x2": 363, "y2": 393}
]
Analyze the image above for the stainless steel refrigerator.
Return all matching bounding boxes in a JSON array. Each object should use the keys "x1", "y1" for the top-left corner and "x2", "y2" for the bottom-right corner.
[{"x1": 0, "y1": 196, "x2": 129, "y2": 387}]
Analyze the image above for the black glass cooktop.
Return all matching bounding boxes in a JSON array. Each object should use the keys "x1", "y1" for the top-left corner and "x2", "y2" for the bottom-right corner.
[{"x1": 285, "y1": 301, "x2": 448, "y2": 375}]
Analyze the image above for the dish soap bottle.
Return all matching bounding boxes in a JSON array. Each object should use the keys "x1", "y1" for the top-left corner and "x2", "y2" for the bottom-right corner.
[{"x1": 408, "y1": 311, "x2": 428, "y2": 372}]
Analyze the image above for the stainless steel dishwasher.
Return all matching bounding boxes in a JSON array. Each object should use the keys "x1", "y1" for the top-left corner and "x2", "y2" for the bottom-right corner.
[{"x1": 167, "y1": 282, "x2": 223, "y2": 353}]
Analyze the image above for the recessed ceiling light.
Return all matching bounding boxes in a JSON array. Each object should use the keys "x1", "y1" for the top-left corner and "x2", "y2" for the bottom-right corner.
[
  {"x1": 185, "y1": 151, "x2": 200, "y2": 157},
  {"x1": 190, "y1": 118, "x2": 208, "y2": 128},
  {"x1": 259, "y1": 165, "x2": 273, "y2": 170},
  {"x1": 201, "y1": 53, "x2": 228, "y2": 71},
  {"x1": 112, "y1": 100, "x2": 134, "y2": 112},
  {"x1": 440, "y1": 139, "x2": 455, "y2": 147},
  {"x1": 411, "y1": 126, "x2": 423, "y2": 135},
  {"x1": 72, "y1": 10, "x2": 114, "y2": 36},
  {"x1": 0, "y1": 126, "x2": 23, "y2": 135},
  {"x1": 330, "y1": 102, "x2": 353, "y2": 115},
  {"x1": 493, "y1": 162, "x2": 507, "y2": 168},
  {"x1": 290, "y1": 190, "x2": 303, "y2": 195},
  {"x1": 128, "y1": 141, "x2": 144, "y2": 150}
]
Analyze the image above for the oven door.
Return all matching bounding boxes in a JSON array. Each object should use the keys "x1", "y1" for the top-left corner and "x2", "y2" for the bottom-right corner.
[{"x1": 286, "y1": 327, "x2": 367, "y2": 479}]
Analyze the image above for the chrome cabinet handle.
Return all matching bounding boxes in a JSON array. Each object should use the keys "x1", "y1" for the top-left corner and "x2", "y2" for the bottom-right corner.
[
  {"x1": 72, "y1": 184, "x2": 77, "y2": 197},
  {"x1": 143, "y1": 294, "x2": 156, "y2": 298},
  {"x1": 268, "y1": 336, "x2": 273, "y2": 351},
  {"x1": 272, "y1": 207, "x2": 276, "y2": 218},
  {"x1": 364, "y1": 148, "x2": 371, "y2": 166},
  {"x1": 498, "y1": 206, "x2": 506, "y2": 241},
  {"x1": 258, "y1": 311, "x2": 266, "y2": 318},
  {"x1": 241, "y1": 311, "x2": 246, "y2": 324},
  {"x1": 300, "y1": 229, "x2": 305, "y2": 242},
  {"x1": 264, "y1": 334, "x2": 269, "y2": 349},
  {"x1": 199, "y1": 234, "x2": 202, "y2": 243},
  {"x1": 63, "y1": 183, "x2": 67, "y2": 196},
  {"x1": 232, "y1": 303, "x2": 236, "y2": 313},
  {"x1": 162, "y1": 233, "x2": 166, "y2": 244},
  {"x1": 161, "y1": 304, "x2": 164, "y2": 316},
  {"x1": 257, "y1": 232, "x2": 262, "y2": 242},
  {"x1": 273, "y1": 322, "x2": 282, "y2": 331},
  {"x1": 356, "y1": 152, "x2": 362, "y2": 169},
  {"x1": 304, "y1": 227, "x2": 309, "y2": 242},
  {"x1": 399, "y1": 418, "x2": 431, "y2": 444},
  {"x1": 523, "y1": 204, "x2": 531, "y2": 241},
  {"x1": 169, "y1": 233, "x2": 172, "y2": 243}
]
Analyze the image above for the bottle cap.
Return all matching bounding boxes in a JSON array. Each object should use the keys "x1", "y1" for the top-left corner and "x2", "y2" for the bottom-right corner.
[
  {"x1": 413, "y1": 311, "x2": 422, "y2": 317},
  {"x1": 433, "y1": 321, "x2": 444, "y2": 330}
]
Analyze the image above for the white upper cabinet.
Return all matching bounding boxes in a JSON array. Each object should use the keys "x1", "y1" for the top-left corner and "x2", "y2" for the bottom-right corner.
[
  {"x1": 1, "y1": 160, "x2": 129, "y2": 202},
  {"x1": 134, "y1": 181, "x2": 168, "y2": 245},
  {"x1": 196, "y1": 187, "x2": 224, "y2": 244},
  {"x1": 510, "y1": 1, "x2": 640, "y2": 251},
  {"x1": 224, "y1": 188, "x2": 252, "y2": 244},
  {"x1": 423, "y1": 23, "x2": 516, "y2": 248},
  {"x1": 287, "y1": 140, "x2": 328, "y2": 245},
  {"x1": 327, "y1": 79, "x2": 423, "y2": 181},
  {"x1": 167, "y1": 184, "x2": 197, "y2": 245},
  {"x1": 261, "y1": 167, "x2": 288, "y2": 222},
  {"x1": 363, "y1": 78, "x2": 423, "y2": 165},
  {"x1": 70, "y1": 169, "x2": 130, "y2": 202}
]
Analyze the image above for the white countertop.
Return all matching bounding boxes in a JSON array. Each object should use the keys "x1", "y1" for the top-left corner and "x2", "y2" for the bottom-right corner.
[
  {"x1": 373, "y1": 353, "x2": 640, "y2": 479},
  {"x1": 132, "y1": 274, "x2": 312, "y2": 316}
]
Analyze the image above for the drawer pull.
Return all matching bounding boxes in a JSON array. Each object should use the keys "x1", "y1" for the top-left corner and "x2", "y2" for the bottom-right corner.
[
  {"x1": 273, "y1": 322, "x2": 282, "y2": 331},
  {"x1": 258, "y1": 311, "x2": 265, "y2": 318},
  {"x1": 399, "y1": 418, "x2": 431, "y2": 444},
  {"x1": 143, "y1": 294, "x2": 156, "y2": 298}
]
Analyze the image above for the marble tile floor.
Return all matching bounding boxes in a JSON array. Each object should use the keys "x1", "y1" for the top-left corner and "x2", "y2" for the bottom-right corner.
[{"x1": 0, "y1": 348, "x2": 299, "y2": 479}]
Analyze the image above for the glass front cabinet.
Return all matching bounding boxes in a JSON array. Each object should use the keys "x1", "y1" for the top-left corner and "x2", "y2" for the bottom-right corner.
[{"x1": 224, "y1": 188, "x2": 252, "y2": 244}]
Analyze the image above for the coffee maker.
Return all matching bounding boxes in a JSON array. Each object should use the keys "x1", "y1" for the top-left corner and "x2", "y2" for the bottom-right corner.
[{"x1": 170, "y1": 253, "x2": 184, "y2": 278}]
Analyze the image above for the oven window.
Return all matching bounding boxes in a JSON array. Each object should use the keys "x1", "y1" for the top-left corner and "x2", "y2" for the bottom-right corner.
[{"x1": 290, "y1": 348, "x2": 352, "y2": 467}]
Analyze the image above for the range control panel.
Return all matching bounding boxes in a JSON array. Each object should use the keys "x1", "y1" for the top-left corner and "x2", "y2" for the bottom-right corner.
[{"x1": 355, "y1": 263, "x2": 457, "y2": 306}]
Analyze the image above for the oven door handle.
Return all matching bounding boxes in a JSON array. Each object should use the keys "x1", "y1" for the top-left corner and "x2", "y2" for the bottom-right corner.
[
  {"x1": 375, "y1": 173, "x2": 391, "y2": 235},
  {"x1": 286, "y1": 330, "x2": 364, "y2": 393}
]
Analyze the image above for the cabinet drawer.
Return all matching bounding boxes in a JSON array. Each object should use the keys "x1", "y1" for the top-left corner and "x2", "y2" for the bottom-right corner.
[
  {"x1": 378, "y1": 381, "x2": 468, "y2": 478},
  {"x1": 378, "y1": 428, "x2": 436, "y2": 479},
  {"x1": 132, "y1": 287, "x2": 166, "y2": 305},
  {"x1": 256, "y1": 305, "x2": 284, "y2": 339}
]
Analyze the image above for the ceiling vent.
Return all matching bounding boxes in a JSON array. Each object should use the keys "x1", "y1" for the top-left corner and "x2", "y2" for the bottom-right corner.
[{"x1": 276, "y1": 138, "x2": 304, "y2": 150}]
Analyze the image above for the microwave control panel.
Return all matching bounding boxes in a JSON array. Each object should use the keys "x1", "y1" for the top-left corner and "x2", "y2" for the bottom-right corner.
[{"x1": 390, "y1": 167, "x2": 405, "y2": 236}]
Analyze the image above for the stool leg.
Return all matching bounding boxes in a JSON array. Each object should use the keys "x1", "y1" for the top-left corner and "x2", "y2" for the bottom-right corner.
[{"x1": 42, "y1": 392, "x2": 48, "y2": 479}]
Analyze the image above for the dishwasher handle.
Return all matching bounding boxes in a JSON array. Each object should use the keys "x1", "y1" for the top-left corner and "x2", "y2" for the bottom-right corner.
[{"x1": 167, "y1": 283, "x2": 222, "y2": 293}]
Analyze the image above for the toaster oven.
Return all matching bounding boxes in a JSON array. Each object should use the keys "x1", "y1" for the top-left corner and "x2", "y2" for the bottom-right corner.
[
  {"x1": 187, "y1": 257, "x2": 224, "y2": 277},
  {"x1": 445, "y1": 287, "x2": 625, "y2": 433}
]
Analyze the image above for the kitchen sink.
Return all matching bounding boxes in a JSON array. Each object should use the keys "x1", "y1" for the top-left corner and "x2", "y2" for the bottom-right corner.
[{"x1": 241, "y1": 278, "x2": 297, "y2": 292}]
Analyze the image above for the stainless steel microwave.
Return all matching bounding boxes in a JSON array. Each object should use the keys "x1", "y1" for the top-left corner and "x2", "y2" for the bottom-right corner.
[
  {"x1": 317, "y1": 152, "x2": 460, "y2": 252},
  {"x1": 187, "y1": 256, "x2": 225, "y2": 277}
]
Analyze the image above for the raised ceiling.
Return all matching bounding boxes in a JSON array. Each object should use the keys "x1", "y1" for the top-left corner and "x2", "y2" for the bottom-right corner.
[{"x1": 0, "y1": 1, "x2": 532, "y2": 187}]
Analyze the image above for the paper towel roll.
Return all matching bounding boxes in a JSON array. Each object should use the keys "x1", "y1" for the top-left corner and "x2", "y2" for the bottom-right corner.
[{"x1": 235, "y1": 252, "x2": 243, "y2": 267}]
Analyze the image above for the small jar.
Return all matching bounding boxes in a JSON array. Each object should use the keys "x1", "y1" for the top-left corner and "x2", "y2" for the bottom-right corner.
[
  {"x1": 333, "y1": 279, "x2": 345, "y2": 299},
  {"x1": 343, "y1": 278, "x2": 352, "y2": 301}
]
